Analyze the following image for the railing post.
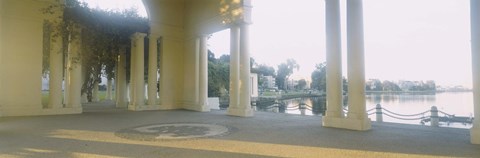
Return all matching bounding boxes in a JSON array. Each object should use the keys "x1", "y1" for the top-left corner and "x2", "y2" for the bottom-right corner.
[
  {"x1": 431, "y1": 106, "x2": 439, "y2": 127},
  {"x1": 300, "y1": 104, "x2": 306, "y2": 115},
  {"x1": 273, "y1": 104, "x2": 279, "y2": 113},
  {"x1": 376, "y1": 104, "x2": 383, "y2": 122}
]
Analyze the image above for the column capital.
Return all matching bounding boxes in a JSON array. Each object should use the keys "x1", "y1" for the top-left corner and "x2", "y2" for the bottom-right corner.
[
  {"x1": 148, "y1": 33, "x2": 160, "y2": 39},
  {"x1": 220, "y1": 0, "x2": 252, "y2": 25},
  {"x1": 119, "y1": 46, "x2": 127, "y2": 54},
  {"x1": 198, "y1": 34, "x2": 210, "y2": 39},
  {"x1": 130, "y1": 32, "x2": 147, "y2": 40}
]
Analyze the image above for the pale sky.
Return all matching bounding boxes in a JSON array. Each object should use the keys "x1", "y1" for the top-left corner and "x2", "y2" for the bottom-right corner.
[{"x1": 82, "y1": 0, "x2": 473, "y2": 87}]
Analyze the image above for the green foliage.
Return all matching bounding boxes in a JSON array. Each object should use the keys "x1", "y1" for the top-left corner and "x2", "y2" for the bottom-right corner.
[
  {"x1": 42, "y1": 20, "x2": 53, "y2": 77},
  {"x1": 276, "y1": 59, "x2": 299, "y2": 90},
  {"x1": 42, "y1": 0, "x2": 149, "y2": 100},
  {"x1": 310, "y1": 63, "x2": 327, "y2": 91},
  {"x1": 252, "y1": 64, "x2": 275, "y2": 77},
  {"x1": 297, "y1": 79, "x2": 307, "y2": 90},
  {"x1": 208, "y1": 52, "x2": 230, "y2": 97},
  {"x1": 311, "y1": 63, "x2": 348, "y2": 93}
]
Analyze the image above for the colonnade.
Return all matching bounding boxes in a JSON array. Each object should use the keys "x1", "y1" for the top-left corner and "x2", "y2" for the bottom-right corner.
[{"x1": 40, "y1": 0, "x2": 480, "y2": 145}]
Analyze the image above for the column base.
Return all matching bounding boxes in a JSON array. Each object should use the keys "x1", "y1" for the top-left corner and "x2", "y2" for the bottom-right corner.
[
  {"x1": 183, "y1": 104, "x2": 210, "y2": 112},
  {"x1": 159, "y1": 104, "x2": 183, "y2": 110},
  {"x1": 128, "y1": 105, "x2": 166, "y2": 111},
  {"x1": 227, "y1": 107, "x2": 253, "y2": 117},
  {"x1": 116, "y1": 101, "x2": 128, "y2": 108},
  {"x1": 81, "y1": 94, "x2": 88, "y2": 103},
  {"x1": 322, "y1": 116, "x2": 371, "y2": 131},
  {"x1": 471, "y1": 125, "x2": 480, "y2": 144},
  {"x1": 0, "y1": 106, "x2": 82, "y2": 117},
  {"x1": 128, "y1": 104, "x2": 144, "y2": 111}
]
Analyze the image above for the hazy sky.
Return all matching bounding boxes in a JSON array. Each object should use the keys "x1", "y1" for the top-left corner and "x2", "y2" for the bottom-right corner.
[{"x1": 82, "y1": 0, "x2": 473, "y2": 87}]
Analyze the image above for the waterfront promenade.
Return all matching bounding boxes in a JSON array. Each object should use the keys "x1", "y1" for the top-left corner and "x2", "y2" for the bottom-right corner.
[{"x1": 0, "y1": 104, "x2": 479, "y2": 158}]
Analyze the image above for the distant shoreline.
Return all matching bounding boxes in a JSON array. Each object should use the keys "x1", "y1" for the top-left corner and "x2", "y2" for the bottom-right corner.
[{"x1": 366, "y1": 90, "x2": 472, "y2": 93}]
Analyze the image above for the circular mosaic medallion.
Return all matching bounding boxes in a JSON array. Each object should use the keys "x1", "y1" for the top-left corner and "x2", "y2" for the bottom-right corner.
[{"x1": 116, "y1": 123, "x2": 232, "y2": 141}]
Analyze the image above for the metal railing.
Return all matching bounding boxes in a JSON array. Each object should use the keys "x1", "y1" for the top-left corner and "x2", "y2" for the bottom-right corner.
[
  {"x1": 256, "y1": 102, "x2": 474, "y2": 127},
  {"x1": 363, "y1": 104, "x2": 474, "y2": 127}
]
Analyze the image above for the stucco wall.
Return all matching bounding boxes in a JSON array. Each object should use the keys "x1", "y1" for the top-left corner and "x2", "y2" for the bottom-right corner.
[
  {"x1": 0, "y1": 0, "x2": 4, "y2": 113},
  {"x1": 0, "y1": 0, "x2": 50, "y2": 115},
  {"x1": 182, "y1": 38, "x2": 199, "y2": 106}
]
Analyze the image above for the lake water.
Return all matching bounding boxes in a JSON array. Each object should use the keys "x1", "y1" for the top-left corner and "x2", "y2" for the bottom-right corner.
[{"x1": 265, "y1": 92, "x2": 474, "y2": 128}]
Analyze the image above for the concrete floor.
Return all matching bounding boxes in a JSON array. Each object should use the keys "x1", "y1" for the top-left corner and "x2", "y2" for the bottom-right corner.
[{"x1": 0, "y1": 104, "x2": 479, "y2": 158}]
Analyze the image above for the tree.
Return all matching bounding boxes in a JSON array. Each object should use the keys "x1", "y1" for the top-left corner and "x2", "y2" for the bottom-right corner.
[
  {"x1": 276, "y1": 59, "x2": 299, "y2": 90},
  {"x1": 208, "y1": 60, "x2": 229, "y2": 97},
  {"x1": 252, "y1": 64, "x2": 276, "y2": 77},
  {"x1": 297, "y1": 79, "x2": 307, "y2": 90},
  {"x1": 310, "y1": 63, "x2": 327, "y2": 91},
  {"x1": 208, "y1": 52, "x2": 230, "y2": 97},
  {"x1": 382, "y1": 80, "x2": 401, "y2": 91},
  {"x1": 311, "y1": 63, "x2": 348, "y2": 94}
]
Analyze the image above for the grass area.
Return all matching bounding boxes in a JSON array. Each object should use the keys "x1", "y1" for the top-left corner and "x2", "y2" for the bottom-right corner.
[
  {"x1": 42, "y1": 91, "x2": 111, "y2": 106},
  {"x1": 41, "y1": 91, "x2": 49, "y2": 107},
  {"x1": 261, "y1": 91, "x2": 278, "y2": 96}
]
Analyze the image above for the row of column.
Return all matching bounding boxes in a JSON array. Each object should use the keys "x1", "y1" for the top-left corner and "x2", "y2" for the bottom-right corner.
[
  {"x1": 126, "y1": 33, "x2": 162, "y2": 110},
  {"x1": 124, "y1": 32, "x2": 210, "y2": 112},
  {"x1": 47, "y1": 30, "x2": 160, "y2": 110},
  {"x1": 227, "y1": 24, "x2": 253, "y2": 117},
  {"x1": 47, "y1": 26, "x2": 252, "y2": 115},
  {"x1": 322, "y1": 0, "x2": 370, "y2": 130}
]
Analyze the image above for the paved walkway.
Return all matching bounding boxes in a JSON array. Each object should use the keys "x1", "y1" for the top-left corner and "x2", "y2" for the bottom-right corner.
[{"x1": 0, "y1": 104, "x2": 479, "y2": 158}]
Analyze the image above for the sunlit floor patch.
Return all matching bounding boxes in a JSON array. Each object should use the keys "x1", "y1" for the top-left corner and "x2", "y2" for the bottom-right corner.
[{"x1": 116, "y1": 123, "x2": 233, "y2": 141}]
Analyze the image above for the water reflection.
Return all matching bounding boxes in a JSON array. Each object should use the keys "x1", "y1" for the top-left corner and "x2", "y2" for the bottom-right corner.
[
  {"x1": 254, "y1": 92, "x2": 474, "y2": 129},
  {"x1": 256, "y1": 97, "x2": 326, "y2": 116},
  {"x1": 366, "y1": 92, "x2": 437, "y2": 104}
]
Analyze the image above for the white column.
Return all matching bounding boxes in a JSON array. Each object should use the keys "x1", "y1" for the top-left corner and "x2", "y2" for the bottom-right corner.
[
  {"x1": 157, "y1": 38, "x2": 161, "y2": 101},
  {"x1": 66, "y1": 26, "x2": 82, "y2": 108},
  {"x1": 470, "y1": 0, "x2": 480, "y2": 144},
  {"x1": 64, "y1": 54, "x2": 69, "y2": 105},
  {"x1": 194, "y1": 38, "x2": 200, "y2": 105},
  {"x1": 324, "y1": 0, "x2": 344, "y2": 120},
  {"x1": 129, "y1": 41, "x2": 136, "y2": 104},
  {"x1": 80, "y1": 66, "x2": 88, "y2": 103},
  {"x1": 147, "y1": 34, "x2": 158, "y2": 106},
  {"x1": 227, "y1": 26, "x2": 241, "y2": 116},
  {"x1": 92, "y1": 81, "x2": 99, "y2": 102},
  {"x1": 346, "y1": 0, "x2": 370, "y2": 130},
  {"x1": 129, "y1": 32, "x2": 146, "y2": 110},
  {"x1": 116, "y1": 47, "x2": 128, "y2": 108},
  {"x1": 229, "y1": 24, "x2": 253, "y2": 117},
  {"x1": 48, "y1": 27, "x2": 63, "y2": 109},
  {"x1": 106, "y1": 79, "x2": 113, "y2": 100},
  {"x1": 115, "y1": 59, "x2": 119, "y2": 101},
  {"x1": 198, "y1": 35, "x2": 210, "y2": 112}
]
